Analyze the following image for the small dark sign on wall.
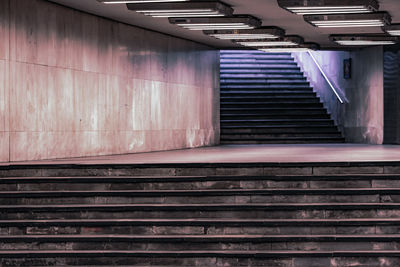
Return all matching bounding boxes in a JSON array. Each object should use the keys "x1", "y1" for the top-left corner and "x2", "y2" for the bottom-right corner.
[{"x1": 344, "y1": 58, "x2": 352, "y2": 79}]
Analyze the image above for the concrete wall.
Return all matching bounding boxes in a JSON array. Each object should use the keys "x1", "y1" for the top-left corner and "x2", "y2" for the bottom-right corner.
[
  {"x1": 293, "y1": 47, "x2": 384, "y2": 144},
  {"x1": 0, "y1": 0, "x2": 220, "y2": 162}
]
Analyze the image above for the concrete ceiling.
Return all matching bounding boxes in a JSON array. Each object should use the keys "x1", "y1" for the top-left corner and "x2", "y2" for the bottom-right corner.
[{"x1": 48, "y1": 0, "x2": 400, "y2": 49}]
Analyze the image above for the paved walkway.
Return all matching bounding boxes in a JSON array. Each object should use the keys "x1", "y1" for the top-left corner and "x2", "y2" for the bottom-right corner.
[{"x1": 2, "y1": 144, "x2": 400, "y2": 165}]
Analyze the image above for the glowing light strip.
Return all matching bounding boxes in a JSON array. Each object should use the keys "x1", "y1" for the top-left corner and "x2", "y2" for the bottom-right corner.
[
  {"x1": 239, "y1": 41, "x2": 298, "y2": 47},
  {"x1": 307, "y1": 51, "x2": 343, "y2": 104},
  {"x1": 152, "y1": 13, "x2": 224, "y2": 17},
  {"x1": 335, "y1": 40, "x2": 396, "y2": 45},
  {"x1": 209, "y1": 34, "x2": 279, "y2": 39},
  {"x1": 102, "y1": 0, "x2": 187, "y2": 3},
  {"x1": 289, "y1": 6, "x2": 366, "y2": 10},
  {"x1": 259, "y1": 48, "x2": 310, "y2": 52},
  {"x1": 311, "y1": 19, "x2": 384, "y2": 27},
  {"x1": 386, "y1": 30, "x2": 400, "y2": 36},
  {"x1": 178, "y1": 23, "x2": 255, "y2": 30}
]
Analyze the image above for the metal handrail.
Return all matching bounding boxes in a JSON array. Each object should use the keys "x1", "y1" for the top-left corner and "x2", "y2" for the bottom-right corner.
[{"x1": 307, "y1": 51, "x2": 344, "y2": 104}]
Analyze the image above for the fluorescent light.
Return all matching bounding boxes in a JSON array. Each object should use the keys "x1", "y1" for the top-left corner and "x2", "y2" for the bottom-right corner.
[
  {"x1": 277, "y1": 0, "x2": 379, "y2": 15},
  {"x1": 127, "y1": 2, "x2": 233, "y2": 18},
  {"x1": 330, "y1": 35, "x2": 399, "y2": 46},
  {"x1": 100, "y1": 0, "x2": 188, "y2": 3},
  {"x1": 234, "y1": 35, "x2": 304, "y2": 47},
  {"x1": 169, "y1": 16, "x2": 261, "y2": 31},
  {"x1": 383, "y1": 24, "x2": 400, "y2": 36},
  {"x1": 304, "y1": 12, "x2": 391, "y2": 28},
  {"x1": 99, "y1": 0, "x2": 187, "y2": 3},
  {"x1": 259, "y1": 48, "x2": 311, "y2": 52},
  {"x1": 203, "y1": 27, "x2": 285, "y2": 40},
  {"x1": 336, "y1": 40, "x2": 396, "y2": 45},
  {"x1": 239, "y1": 41, "x2": 298, "y2": 47},
  {"x1": 257, "y1": 42, "x2": 320, "y2": 52}
]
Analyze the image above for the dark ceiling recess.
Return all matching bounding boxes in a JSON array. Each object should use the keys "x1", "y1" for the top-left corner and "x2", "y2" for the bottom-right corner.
[
  {"x1": 277, "y1": 0, "x2": 379, "y2": 15},
  {"x1": 126, "y1": 2, "x2": 234, "y2": 18}
]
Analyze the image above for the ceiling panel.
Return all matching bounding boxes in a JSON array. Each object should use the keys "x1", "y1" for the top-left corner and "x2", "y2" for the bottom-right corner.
[{"x1": 47, "y1": 0, "x2": 400, "y2": 49}]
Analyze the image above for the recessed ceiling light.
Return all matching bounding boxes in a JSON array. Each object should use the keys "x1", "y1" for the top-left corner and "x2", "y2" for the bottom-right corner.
[
  {"x1": 127, "y1": 2, "x2": 233, "y2": 17},
  {"x1": 98, "y1": 0, "x2": 188, "y2": 4},
  {"x1": 383, "y1": 24, "x2": 400, "y2": 36},
  {"x1": 258, "y1": 43, "x2": 320, "y2": 52},
  {"x1": 203, "y1": 27, "x2": 285, "y2": 40},
  {"x1": 304, "y1": 12, "x2": 391, "y2": 28},
  {"x1": 169, "y1": 15, "x2": 261, "y2": 30},
  {"x1": 277, "y1": 0, "x2": 379, "y2": 15},
  {"x1": 330, "y1": 35, "x2": 399, "y2": 46},
  {"x1": 235, "y1": 36, "x2": 304, "y2": 47}
]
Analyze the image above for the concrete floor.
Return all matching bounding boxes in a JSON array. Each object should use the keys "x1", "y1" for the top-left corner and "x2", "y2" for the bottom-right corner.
[{"x1": 2, "y1": 144, "x2": 400, "y2": 165}]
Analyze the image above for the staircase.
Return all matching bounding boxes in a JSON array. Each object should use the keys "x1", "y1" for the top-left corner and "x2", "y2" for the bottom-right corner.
[
  {"x1": 220, "y1": 50, "x2": 345, "y2": 144},
  {"x1": 1, "y1": 163, "x2": 400, "y2": 266}
]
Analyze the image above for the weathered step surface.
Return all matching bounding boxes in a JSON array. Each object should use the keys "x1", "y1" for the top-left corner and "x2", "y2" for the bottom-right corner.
[
  {"x1": 1, "y1": 162, "x2": 400, "y2": 266},
  {"x1": 220, "y1": 50, "x2": 344, "y2": 144}
]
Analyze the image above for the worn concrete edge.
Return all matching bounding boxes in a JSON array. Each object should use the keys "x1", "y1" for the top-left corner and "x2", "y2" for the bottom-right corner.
[{"x1": 1, "y1": 161, "x2": 400, "y2": 170}]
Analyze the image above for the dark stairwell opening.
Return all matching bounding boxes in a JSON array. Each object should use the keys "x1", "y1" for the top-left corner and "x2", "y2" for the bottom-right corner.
[{"x1": 220, "y1": 50, "x2": 345, "y2": 144}]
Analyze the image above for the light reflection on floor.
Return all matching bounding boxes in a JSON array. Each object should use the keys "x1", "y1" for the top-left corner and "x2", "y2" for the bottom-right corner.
[{"x1": 3, "y1": 144, "x2": 400, "y2": 165}]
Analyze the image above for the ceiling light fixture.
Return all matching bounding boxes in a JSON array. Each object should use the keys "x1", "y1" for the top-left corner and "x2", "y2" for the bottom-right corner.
[
  {"x1": 258, "y1": 43, "x2": 320, "y2": 52},
  {"x1": 169, "y1": 15, "x2": 261, "y2": 30},
  {"x1": 277, "y1": 0, "x2": 379, "y2": 15},
  {"x1": 203, "y1": 27, "x2": 285, "y2": 40},
  {"x1": 235, "y1": 35, "x2": 304, "y2": 47},
  {"x1": 383, "y1": 24, "x2": 400, "y2": 36},
  {"x1": 98, "y1": 0, "x2": 188, "y2": 4},
  {"x1": 127, "y1": 2, "x2": 233, "y2": 17},
  {"x1": 304, "y1": 12, "x2": 391, "y2": 28},
  {"x1": 330, "y1": 35, "x2": 399, "y2": 46}
]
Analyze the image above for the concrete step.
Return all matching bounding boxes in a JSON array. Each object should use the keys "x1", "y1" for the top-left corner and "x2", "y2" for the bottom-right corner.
[
  {"x1": 220, "y1": 138, "x2": 346, "y2": 145},
  {"x1": 221, "y1": 119, "x2": 334, "y2": 127},
  {"x1": 221, "y1": 87, "x2": 314, "y2": 92},
  {"x1": 221, "y1": 80, "x2": 309, "y2": 85},
  {"x1": 220, "y1": 107, "x2": 328, "y2": 115},
  {"x1": 1, "y1": 234, "x2": 400, "y2": 252},
  {"x1": 220, "y1": 73, "x2": 304, "y2": 79},
  {"x1": 221, "y1": 114, "x2": 331, "y2": 120},
  {"x1": 220, "y1": 59, "x2": 297, "y2": 64},
  {"x1": 221, "y1": 132, "x2": 342, "y2": 138},
  {"x1": 220, "y1": 126, "x2": 342, "y2": 134},
  {"x1": 220, "y1": 102, "x2": 324, "y2": 108},
  {"x1": 3, "y1": 203, "x2": 400, "y2": 220},
  {"x1": 220, "y1": 69, "x2": 303, "y2": 74},
  {"x1": 3, "y1": 174, "x2": 400, "y2": 190},
  {"x1": 221, "y1": 64, "x2": 301, "y2": 69},
  {"x1": 220, "y1": 91, "x2": 316, "y2": 97},
  {"x1": 220, "y1": 97, "x2": 320, "y2": 103},
  {"x1": 220, "y1": 84, "x2": 312, "y2": 89},
  {"x1": 3, "y1": 218, "x2": 400, "y2": 236},
  {"x1": 1, "y1": 188, "x2": 398, "y2": 205}
]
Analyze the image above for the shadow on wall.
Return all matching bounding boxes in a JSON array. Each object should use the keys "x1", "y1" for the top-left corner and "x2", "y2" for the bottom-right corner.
[{"x1": 293, "y1": 47, "x2": 384, "y2": 145}]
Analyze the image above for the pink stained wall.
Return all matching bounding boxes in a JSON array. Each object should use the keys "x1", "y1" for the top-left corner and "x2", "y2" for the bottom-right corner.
[{"x1": 0, "y1": 0, "x2": 220, "y2": 162}]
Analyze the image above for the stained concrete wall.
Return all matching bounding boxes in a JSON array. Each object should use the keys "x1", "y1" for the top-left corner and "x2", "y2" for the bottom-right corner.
[
  {"x1": 294, "y1": 47, "x2": 384, "y2": 144},
  {"x1": 0, "y1": 0, "x2": 220, "y2": 162}
]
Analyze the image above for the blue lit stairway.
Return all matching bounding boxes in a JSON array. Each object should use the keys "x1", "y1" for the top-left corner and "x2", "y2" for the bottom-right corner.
[{"x1": 220, "y1": 50, "x2": 345, "y2": 144}]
